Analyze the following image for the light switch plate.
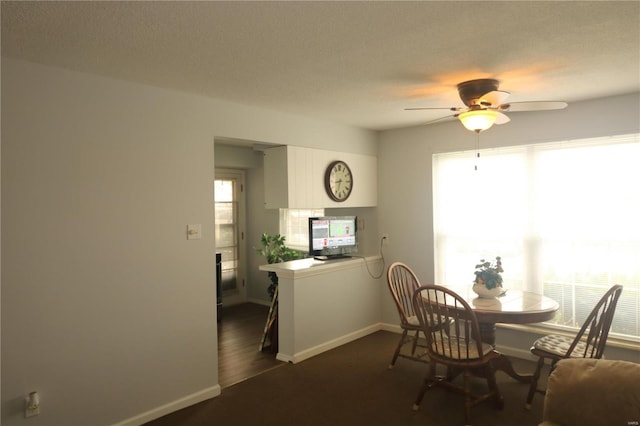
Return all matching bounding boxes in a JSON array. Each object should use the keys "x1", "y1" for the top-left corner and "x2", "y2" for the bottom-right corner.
[{"x1": 187, "y1": 224, "x2": 202, "y2": 240}]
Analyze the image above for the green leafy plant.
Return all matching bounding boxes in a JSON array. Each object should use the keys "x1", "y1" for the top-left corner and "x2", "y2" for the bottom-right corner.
[
  {"x1": 473, "y1": 256, "x2": 504, "y2": 289},
  {"x1": 255, "y1": 233, "x2": 302, "y2": 298}
]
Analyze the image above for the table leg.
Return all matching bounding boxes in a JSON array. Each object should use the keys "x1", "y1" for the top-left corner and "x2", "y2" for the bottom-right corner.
[
  {"x1": 491, "y1": 354, "x2": 533, "y2": 383},
  {"x1": 479, "y1": 322, "x2": 533, "y2": 383},
  {"x1": 478, "y1": 322, "x2": 497, "y2": 346}
]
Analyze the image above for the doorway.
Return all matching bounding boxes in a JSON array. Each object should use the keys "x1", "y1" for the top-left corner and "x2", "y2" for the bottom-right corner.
[
  {"x1": 214, "y1": 169, "x2": 247, "y2": 305},
  {"x1": 214, "y1": 166, "x2": 283, "y2": 388}
]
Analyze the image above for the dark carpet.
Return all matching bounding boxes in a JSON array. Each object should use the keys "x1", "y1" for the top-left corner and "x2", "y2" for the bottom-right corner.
[{"x1": 145, "y1": 330, "x2": 550, "y2": 426}]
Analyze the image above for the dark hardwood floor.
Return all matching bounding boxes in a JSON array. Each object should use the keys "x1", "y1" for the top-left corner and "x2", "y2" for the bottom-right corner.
[{"x1": 218, "y1": 303, "x2": 284, "y2": 388}]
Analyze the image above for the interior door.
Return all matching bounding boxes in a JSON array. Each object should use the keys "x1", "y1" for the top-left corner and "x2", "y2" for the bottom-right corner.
[{"x1": 214, "y1": 169, "x2": 246, "y2": 305}]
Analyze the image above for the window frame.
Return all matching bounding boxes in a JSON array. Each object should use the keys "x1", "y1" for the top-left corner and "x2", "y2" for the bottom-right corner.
[
  {"x1": 432, "y1": 133, "x2": 640, "y2": 343},
  {"x1": 279, "y1": 208, "x2": 325, "y2": 252}
]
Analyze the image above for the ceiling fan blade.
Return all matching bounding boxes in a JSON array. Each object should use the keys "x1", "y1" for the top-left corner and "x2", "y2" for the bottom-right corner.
[
  {"x1": 404, "y1": 106, "x2": 463, "y2": 112},
  {"x1": 499, "y1": 101, "x2": 568, "y2": 112},
  {"x1": 479, "y1": 90, "x2": 510, "y2": 107},
  {"x1": 422, "y1": 114, "x2": 458, "y2": 126},
  {"x1": 495, "y1": 111, "x2": 511, "y2": 125}
]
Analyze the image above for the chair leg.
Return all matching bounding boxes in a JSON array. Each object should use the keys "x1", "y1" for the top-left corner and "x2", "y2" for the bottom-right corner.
[
  {"x1": 413, "y1": 360, "x2": 436, "y2": 411},
  {"x1": 410, "y1": 330, "x2": 420, "y2": 355},
  {"x1": 389, "y1": 329, "x2": 409, "y2": 369},
  {"x1": 525, "y1": 356, "x2": 546, "y2": 409}
]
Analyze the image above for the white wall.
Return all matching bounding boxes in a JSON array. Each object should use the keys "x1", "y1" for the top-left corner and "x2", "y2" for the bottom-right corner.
[
  {"x1": 1, "y1": 58, "x2": 377, "y2": 426},
  {"x1": 377, "y1": 92, "x2": 640, "y2": 362}
]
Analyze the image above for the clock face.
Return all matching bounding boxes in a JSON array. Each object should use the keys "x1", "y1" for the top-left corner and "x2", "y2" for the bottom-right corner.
[{"x1": 325, "y1": 161, "x2": 353, "y2": 202}]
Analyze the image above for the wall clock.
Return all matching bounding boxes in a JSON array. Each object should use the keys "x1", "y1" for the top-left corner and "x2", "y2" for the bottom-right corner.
[{"x1": 324, "y1": 160, "x2": 353, "y2": 202}]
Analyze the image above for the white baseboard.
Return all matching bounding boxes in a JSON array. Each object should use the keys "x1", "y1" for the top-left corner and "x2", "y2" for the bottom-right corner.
[
  {"x1": 380, "y1": 323, "x2": 403, "y2": 334},
  {"x1": 275, "y1": 352, "x2": 294, "y2": 363},
  {"x1": 280, "y1": 323, "x2": 383, "y2": 364},
  {"x1": 112, "y1": 385, "x2": 221, "y2": 426}
]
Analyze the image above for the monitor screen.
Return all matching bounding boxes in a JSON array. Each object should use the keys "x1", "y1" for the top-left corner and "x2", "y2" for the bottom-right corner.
[{"x1": 308, "y1": 216, "x2": 358, "y2": 260}]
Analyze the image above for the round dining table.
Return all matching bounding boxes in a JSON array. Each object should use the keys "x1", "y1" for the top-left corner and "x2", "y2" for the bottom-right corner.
[{"x1": 440, "y1": 285, "x2": 560, "y2": 382}]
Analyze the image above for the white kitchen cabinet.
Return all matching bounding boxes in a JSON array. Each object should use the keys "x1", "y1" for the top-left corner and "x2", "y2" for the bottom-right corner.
[{"x1": 263, "y1": 146, "x2": 377, "y2": 209}]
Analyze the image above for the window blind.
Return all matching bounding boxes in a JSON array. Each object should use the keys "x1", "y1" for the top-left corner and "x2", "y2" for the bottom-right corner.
[
  {"x1": 279, "y1": 208, "x2": 324, "y2": 252},
  {"x1": 433, "y1": 134, "x2": 640, "y2": 341}
]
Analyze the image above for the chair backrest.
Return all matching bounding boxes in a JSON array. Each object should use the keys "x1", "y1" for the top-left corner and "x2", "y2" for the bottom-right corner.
[
  {"x1": 412, "y1": 284, "x2": 485, "y2": 361},
  {"x1": 386, "y1": 262, "x2": 421, "y2": 327},
  {"x1": 566, "y1": 284, "x2": 623, "y2": 359}
]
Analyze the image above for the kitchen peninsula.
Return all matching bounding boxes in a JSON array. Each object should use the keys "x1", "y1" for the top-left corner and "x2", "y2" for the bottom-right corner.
[{"x1": 259, "y1": 255, "x2": 383, "y2": 363}]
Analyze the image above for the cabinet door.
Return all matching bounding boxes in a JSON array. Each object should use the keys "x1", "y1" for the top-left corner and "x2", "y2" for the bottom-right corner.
[
  {"x1": 264, "y1": 146, "x2": 289, "y2": 208},
  {"x1": 287, "y1": 146, "x2": 314, "y2": 208}
]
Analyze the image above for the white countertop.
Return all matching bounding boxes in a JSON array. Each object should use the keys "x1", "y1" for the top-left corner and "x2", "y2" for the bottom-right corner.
[{"x1": 259, "y1": 255, "x2": 383, "y2": 279}]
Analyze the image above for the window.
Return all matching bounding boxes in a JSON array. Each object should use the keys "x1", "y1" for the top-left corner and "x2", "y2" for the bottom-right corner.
[
  {"x1": 279, "y1": 208, "x2": 324, "y2": 252},
  {"x1": 433, "y1": 134, "x2": 640, "y2": 341},
  {"x1": 215, "y1": 169, "x2": 246, "y2": 303}
]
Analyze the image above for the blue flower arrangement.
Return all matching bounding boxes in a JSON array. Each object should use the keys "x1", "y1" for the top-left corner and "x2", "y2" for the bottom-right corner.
[{"x1": 473, "y1": 256, "x2": 504, "y2": 290}]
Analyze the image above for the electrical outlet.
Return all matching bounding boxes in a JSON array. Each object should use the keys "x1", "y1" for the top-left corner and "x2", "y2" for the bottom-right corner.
[
  {"x1": 25, "y1": 392, "x2": 40, "y2": 418},
  {"x1": 187, "y1": 224, "x2": 202, "y2": 240},
  {"x1": 25, "y1": 404, "x2": 40, "y2": 418},
  {"x1": 382, "y1": 234, "x2": 389, "y2": 242}
]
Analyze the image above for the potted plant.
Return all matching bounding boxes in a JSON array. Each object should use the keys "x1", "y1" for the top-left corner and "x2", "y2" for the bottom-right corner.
[
  {"x1": 255, "y1": 233, "x2": 301, "y2": 352},
  {"x1": 255, "y1": 233, "x2": 302, "y2": 298},
  {"x1": 473, "y1": 256, "x2": 505, "y2": 298}
]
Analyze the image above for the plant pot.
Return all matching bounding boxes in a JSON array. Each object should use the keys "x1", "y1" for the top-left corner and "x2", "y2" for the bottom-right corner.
[{"x1": 472, "y1": 283, "x2": 504, "y2": 298}]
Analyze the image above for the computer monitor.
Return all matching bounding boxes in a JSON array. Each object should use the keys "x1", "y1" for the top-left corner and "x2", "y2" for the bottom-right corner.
[{"x1": 308, "y1": 216, "x2": 358, "y2": 260}]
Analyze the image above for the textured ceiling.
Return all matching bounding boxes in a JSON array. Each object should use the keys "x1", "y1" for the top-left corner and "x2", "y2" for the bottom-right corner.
[{"x1": 2, "y1": 1, "x2": 639, "y2": 131}]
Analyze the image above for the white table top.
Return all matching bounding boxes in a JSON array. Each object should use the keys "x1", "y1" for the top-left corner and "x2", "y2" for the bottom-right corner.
[{"x1": 439, "y1": 285, "x2": 560, "y2": 325}]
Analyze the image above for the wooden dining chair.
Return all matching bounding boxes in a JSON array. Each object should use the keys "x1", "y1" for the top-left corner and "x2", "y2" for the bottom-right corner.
[
  {"x1": 525, "y1": 284, "x2": 623, "y2": 409},
  {"x1": 385, "y1": 262, "x2": 431, "y2": 368},
  {"x1": 411, "y1": 284, "x2": 504, "y2": 426}
]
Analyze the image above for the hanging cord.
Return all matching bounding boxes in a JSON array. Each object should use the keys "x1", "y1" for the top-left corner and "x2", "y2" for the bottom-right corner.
[
  {"x1": 351, "y1": 235, "x2": 386, "y2": 279},
  {"x1": 475, "y1": 130, "x2": 481, "y2": 171}
]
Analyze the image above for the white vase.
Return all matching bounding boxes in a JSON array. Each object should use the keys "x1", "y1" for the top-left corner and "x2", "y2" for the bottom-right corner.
[{"x1": 472, "y1": 283, "x2": 504, "y2": 298}]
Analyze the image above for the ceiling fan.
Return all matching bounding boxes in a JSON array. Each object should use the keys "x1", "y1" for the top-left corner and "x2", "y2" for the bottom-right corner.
[{"x1": 405, "y1": 78, "x2": 568, "y2": 133}]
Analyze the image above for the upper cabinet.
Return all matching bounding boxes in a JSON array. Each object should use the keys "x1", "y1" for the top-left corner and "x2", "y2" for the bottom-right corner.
[{"x1": 264, "y1": 146, "x2": 377, "y2": 209}]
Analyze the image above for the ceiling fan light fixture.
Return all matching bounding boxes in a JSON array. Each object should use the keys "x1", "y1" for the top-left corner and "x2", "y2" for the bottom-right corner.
[{"x1": 458, "y1": 110, "x2": 499, "y2": 132}]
